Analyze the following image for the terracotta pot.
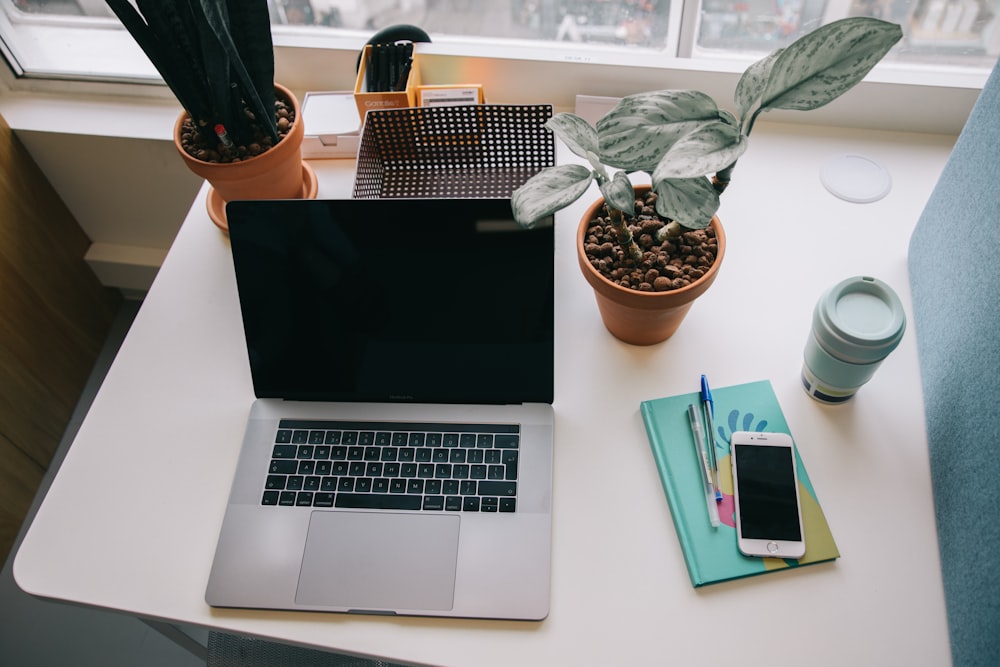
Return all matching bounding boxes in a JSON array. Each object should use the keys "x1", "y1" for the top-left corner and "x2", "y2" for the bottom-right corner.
[
  {"x1": 576, "y1": 188, "x2": 726, "y2": 345},
  {"x1": 173, "y1": 83, "x2": 315, "y2": 229}
]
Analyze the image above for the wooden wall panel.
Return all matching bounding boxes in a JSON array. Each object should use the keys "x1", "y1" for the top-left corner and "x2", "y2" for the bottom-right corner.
[{"x1": 0, "y1": 113, "x2": 121, "y2": 563}]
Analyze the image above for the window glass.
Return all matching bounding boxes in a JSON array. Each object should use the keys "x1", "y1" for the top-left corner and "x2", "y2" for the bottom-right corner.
[{"x1": 2, "y1": 0, "x2": 998, "y2": 80}]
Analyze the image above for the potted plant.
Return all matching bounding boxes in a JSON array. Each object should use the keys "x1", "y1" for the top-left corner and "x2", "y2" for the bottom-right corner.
[
  {"x1": 106, "y1": 0, "x2": 315, "y2": 230},
  {"x1": 512, "y1": 17, "x2": 902, "y2": 345}
]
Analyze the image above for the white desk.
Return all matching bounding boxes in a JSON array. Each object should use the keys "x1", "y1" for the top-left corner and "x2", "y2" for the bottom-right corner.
[{"x1": 15, "y1": 121, "x2": 957, "y2": 666}]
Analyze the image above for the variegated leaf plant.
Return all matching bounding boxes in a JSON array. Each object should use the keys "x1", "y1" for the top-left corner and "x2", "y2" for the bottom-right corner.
[{"x1": 511, "y1": 17, "x2": 903, "y2": 253}]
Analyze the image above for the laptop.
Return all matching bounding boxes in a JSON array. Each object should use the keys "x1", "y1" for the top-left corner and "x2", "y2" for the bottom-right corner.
[{"x1": 206, "y1": 198, "x2": 555, "y2": 620}]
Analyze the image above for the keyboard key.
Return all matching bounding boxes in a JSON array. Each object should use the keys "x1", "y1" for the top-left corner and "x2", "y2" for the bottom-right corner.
[
  {"x1": 443, "y1": 480, "x2": 460, "y2": 495},
  {"x1": 425, "y1": 480, "x2": 442, "y2": 494},
  {"x1": 445, "y1": 495, "x2": 462, "y2": 511},
  {"x1": 375, "y1": 432, "x2": 392, "y2": 446},
  {"x1": 274, "y1": 430, "x2": 292, "y2": 444},
  {"x1": 298, "y1": 460, "x2": 315, "y2": 475},
  {"x1": 342, "y1": 431, "x2": 359, "y2": 445},
  {"x1": 389, "y1": 479, "x2": 407, "y2": 494},
  {"x1": 308, "y1": 431, "x2": 325, "y2": 445},
  {"x1": 408, "y1": 433, "x2": 425, "y2": 447},
  {"x1": 286, "y1": 476, "x2": 304, "y2": 491},
  {"x1": 355, "y1": 478, "x2": 373, "y2": 492},
  {"x1": 296, "y1": 445, "x2": 314, "y2": 459},
  {"x1": 279, "y1": 491, "x2": 296, "y2": 506},
  {"x1": 399, "y1": 447, "x2": 415, "y2": 462},
  {"x1": 265, "y1": 475, "x2": 287, "y2": 490},
  {"x1": 500, "y1": 497, "x2": 516, "y2": 512},
  {"x1": 269, "y1": 460, "x2": 297, "y2": 474},
  {"x1": 449, "y1": 449, "x2": 466, "y2": 463},
  {"x1": 335, "y1": 494, "x2": 422, "y2": 511},
  {"x1": 426, "y1": 433, "x2": 442, "y2": 447},
  {"x1": 262, "y1": 490, "x2": 279, "y2": 505},
  {"x1": 468, "y1": 449, "x2": 484, "y2": 464},
  {"x1": 359, "y1": 431, "x2": 375, "y2": 445},
  {"x1": 316, "y1": 461, "x2": 332, "y2": 475},
  {"x1": 324, "y1": 431, "x2": 342, "y2": 444},
  {"x1": 296, "y1": 492, "x2": 313, "y2": 507},
  {"x1": 331, "y1": 461, "x2": 348, "y2": 476},
  {"x1": 423, "y1": 496, "x2": 445, "y2": 511},
  {"x1": 401, "y1": 463, "x2": 417, "y2": 478},
  {"x1": 338, "y1": 477, "x2": 355, "y2": 492},
  {"x1": 484, "y1": 450, "x2": 501, "y2": 464},
  {"x1": 460, "y1": 480, "x2": 477, "y2": 496},
  {"x1": 443, "y1": 434, "x2": 460, "y2": 447},
  {"x1": 331, "y1": 446, "x2": 347, "y2": 460},
  {"x1": 366, "y1": 462, "x2": 383, "y2": 477},
  {"x1": 503, "y1": 450, "x2": 519, "y2": 480},
  {"x1": 460, "y1": 434, "x2": 477, "y2": 448},
  {"x1": 418, "y1": 463, "x2": 435, "y2": 478},
  {"x1": 347, "y1": 446, "x2": 364, "y2": 460},
  {"x1": 314, "y1": 445, "x2": 331, "y2": 459},
  {"x1": 364, "y1": 446, "x2": 380, "y2": 461},
  {"x1": 372, "y1": 478, "x2": 390, "y2": 493},
  {"x1": 463, "y1": 497, "x2": 480, "y2": 512},
  {"x1": 477, "y1": 434, "x2": 494, "y2": 448},
  {"x1": 314, "y1": 492, "x2": 334, "y2": 508},
  {"x1": 415, "y1": 448, "x2": 432, "y2": 462},
  {"x1": 384, "y1": 463, "x2": 400, "y2": 477},
  {"x1": 321, "y1": 478, "x2": 337, "y2": 492},
  {"x1": 435, "y1": 463, "x2": 453, "y2": 478},
  {"x1": 391, "y1": 432, "x2": 408, "y2": 446},
  {"x1": 292, "y1": 430, "x2": 309, "y2": 444},
  {"x1": 488, "y1": 465, "x2": 505, "y2": 480},
  {"x1": 453, "y1": 464, "x2": 469, "y2": 479},
  {"x1": 481, "y1": 497, "x2": 499, "y2": 512},
  {"x1": 433, "y1": 449, "x2": 449, "y2": 462},
  {"x1": 271, "y1": 443, "x2": 296, "y2": 459},
  {"x1": 478, "y1": 481, "x2": 517, "y2": 497},
  {"x1": 495, "y1": 434, "x2": 519, "y2": 448},
  {"x1": 304, "y1": 476, "x2": 320, "y2": 491},
  {"x1": 348, "y1": 461, "x2": 365, "y2": 477},
  {"x1": 381, "y1": 447, "x2": 398, "y2": 461},
  {"x1": 470, "y1": 465, "x2": 487, "y2": 480},
  {"x1": 407, "y1": 479, "x2": 424, "y2": 494}
]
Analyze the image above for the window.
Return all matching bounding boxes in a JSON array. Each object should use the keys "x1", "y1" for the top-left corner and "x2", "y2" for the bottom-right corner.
[{"x1": 2, "y1": 0, "x2": 998, "y2": 80}]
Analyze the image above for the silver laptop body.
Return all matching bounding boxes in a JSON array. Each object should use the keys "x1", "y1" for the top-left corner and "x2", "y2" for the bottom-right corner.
[{"x1": 206, "y1": 198, "x2": 554, "y2": 620}]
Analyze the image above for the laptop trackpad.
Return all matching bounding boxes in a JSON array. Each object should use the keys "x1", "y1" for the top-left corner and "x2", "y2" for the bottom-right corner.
[{"x1": 295, "y1": 511, "x2": 460, "y2": 612}]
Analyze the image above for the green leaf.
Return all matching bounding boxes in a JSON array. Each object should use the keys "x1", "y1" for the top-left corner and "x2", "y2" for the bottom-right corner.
[
  {"x1": 652, "y1": 119, "x2": 747, "y2": 181},
  {"x1": 511, "y1": 164, "x2": 594, "y2": 228},
  {"x1": 600, "y1": 171, "x2": 636, "y2": 216},
  {"x1": 653, "y1": 177, "x2": 720, "y2": 229},
  {"x1": 545, "y1": 113, "x2": 598, "y2": 160},
  {"x1": 735, "y1": 48, "x2": 782, "y2": 127},
  {"x1": 759, "y1": 17, "x2": 903, "y2": 113},
  {"x1": 597, "y1": 90, "x2": 722, "y2": 172}
]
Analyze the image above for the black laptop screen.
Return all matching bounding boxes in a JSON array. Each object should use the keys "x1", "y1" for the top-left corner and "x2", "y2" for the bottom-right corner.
[{"x1": 226, "y1": 199, "x2": 554, "y2": 405}]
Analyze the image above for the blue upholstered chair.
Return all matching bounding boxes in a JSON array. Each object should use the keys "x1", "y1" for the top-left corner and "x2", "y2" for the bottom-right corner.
[{"x1": 908, "y1": 59, "x2": 1000, "y2": 667}]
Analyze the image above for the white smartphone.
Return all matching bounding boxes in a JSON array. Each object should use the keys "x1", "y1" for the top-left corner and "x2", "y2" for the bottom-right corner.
[{"x1": 730, "y1": 431, "x2": 806, "y2": 559}]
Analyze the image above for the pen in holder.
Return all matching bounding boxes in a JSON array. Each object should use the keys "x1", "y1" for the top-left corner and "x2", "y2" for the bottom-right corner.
[{"x1": 354, "y1": 43, "x2": 421, "y2": 121}]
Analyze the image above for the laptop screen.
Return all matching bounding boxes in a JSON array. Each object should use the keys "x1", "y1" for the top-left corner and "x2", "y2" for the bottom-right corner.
[{"x1": 227, "y1": 199, "x2": 554, "y2": 405}]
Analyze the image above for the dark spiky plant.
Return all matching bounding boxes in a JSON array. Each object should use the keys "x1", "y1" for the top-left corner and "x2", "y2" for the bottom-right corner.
[{"x1": 106, "y1": 0, "x2": 279, "y2": 148}]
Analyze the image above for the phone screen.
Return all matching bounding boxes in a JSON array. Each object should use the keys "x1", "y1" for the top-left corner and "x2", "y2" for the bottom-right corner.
[{"x1": 733, "y1": 444, "x2": 802, "y2": 541}]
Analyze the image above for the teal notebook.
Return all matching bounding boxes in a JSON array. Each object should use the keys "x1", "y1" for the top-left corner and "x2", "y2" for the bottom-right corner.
[{"x1": 640, "y1": 379, "x2": 839, "y2": 587}]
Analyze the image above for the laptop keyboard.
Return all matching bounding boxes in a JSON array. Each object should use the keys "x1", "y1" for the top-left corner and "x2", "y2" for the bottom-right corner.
[{"x1": 262, "y1": 420, "x2": 519, "y2": 513}]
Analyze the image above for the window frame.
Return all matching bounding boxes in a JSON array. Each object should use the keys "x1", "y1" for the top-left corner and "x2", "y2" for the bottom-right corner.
[{"x1": 0, "y1": 12, "x2": 992, "y2": 140}]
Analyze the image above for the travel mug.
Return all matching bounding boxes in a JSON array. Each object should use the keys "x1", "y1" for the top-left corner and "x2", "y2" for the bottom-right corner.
[{"x1": 802, "y1": 276, "x2": 906, "y2": 404}]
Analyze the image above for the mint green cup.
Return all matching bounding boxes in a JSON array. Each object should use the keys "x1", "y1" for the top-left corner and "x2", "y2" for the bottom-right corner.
[{"x1": 802, "y1": 276, "x2": 906, "y2": 404}]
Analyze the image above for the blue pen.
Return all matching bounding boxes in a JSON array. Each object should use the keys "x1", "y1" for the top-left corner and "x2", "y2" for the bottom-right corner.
[{"x1": 700, "y1": 375, "x2": 723, "y2": 501}]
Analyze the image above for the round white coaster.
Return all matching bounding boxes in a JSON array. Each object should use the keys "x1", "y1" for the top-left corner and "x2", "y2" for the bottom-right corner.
[{"x1": 819, "y1": 154, "x2": 892, "y2": 203}]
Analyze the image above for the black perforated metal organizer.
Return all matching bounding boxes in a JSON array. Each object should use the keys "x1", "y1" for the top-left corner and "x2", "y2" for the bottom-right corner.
[{"x1": 352, "y1": 104, "x2": 555, "y2": 199}]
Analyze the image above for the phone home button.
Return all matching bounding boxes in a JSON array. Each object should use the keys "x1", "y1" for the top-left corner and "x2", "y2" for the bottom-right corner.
[{"x1": 766, "y1": 541, "x2": 780, "y2": 554}]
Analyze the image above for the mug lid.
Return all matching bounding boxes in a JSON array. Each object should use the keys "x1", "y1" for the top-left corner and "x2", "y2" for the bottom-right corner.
[{"x1": 813, "y1": 276, "x2": 906, "y2": 364}]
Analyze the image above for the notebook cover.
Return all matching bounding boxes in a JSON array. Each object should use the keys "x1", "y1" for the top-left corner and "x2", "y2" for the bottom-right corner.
[{"x1": 640, "y1": 379, "x2": 839, "y2": 587}]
